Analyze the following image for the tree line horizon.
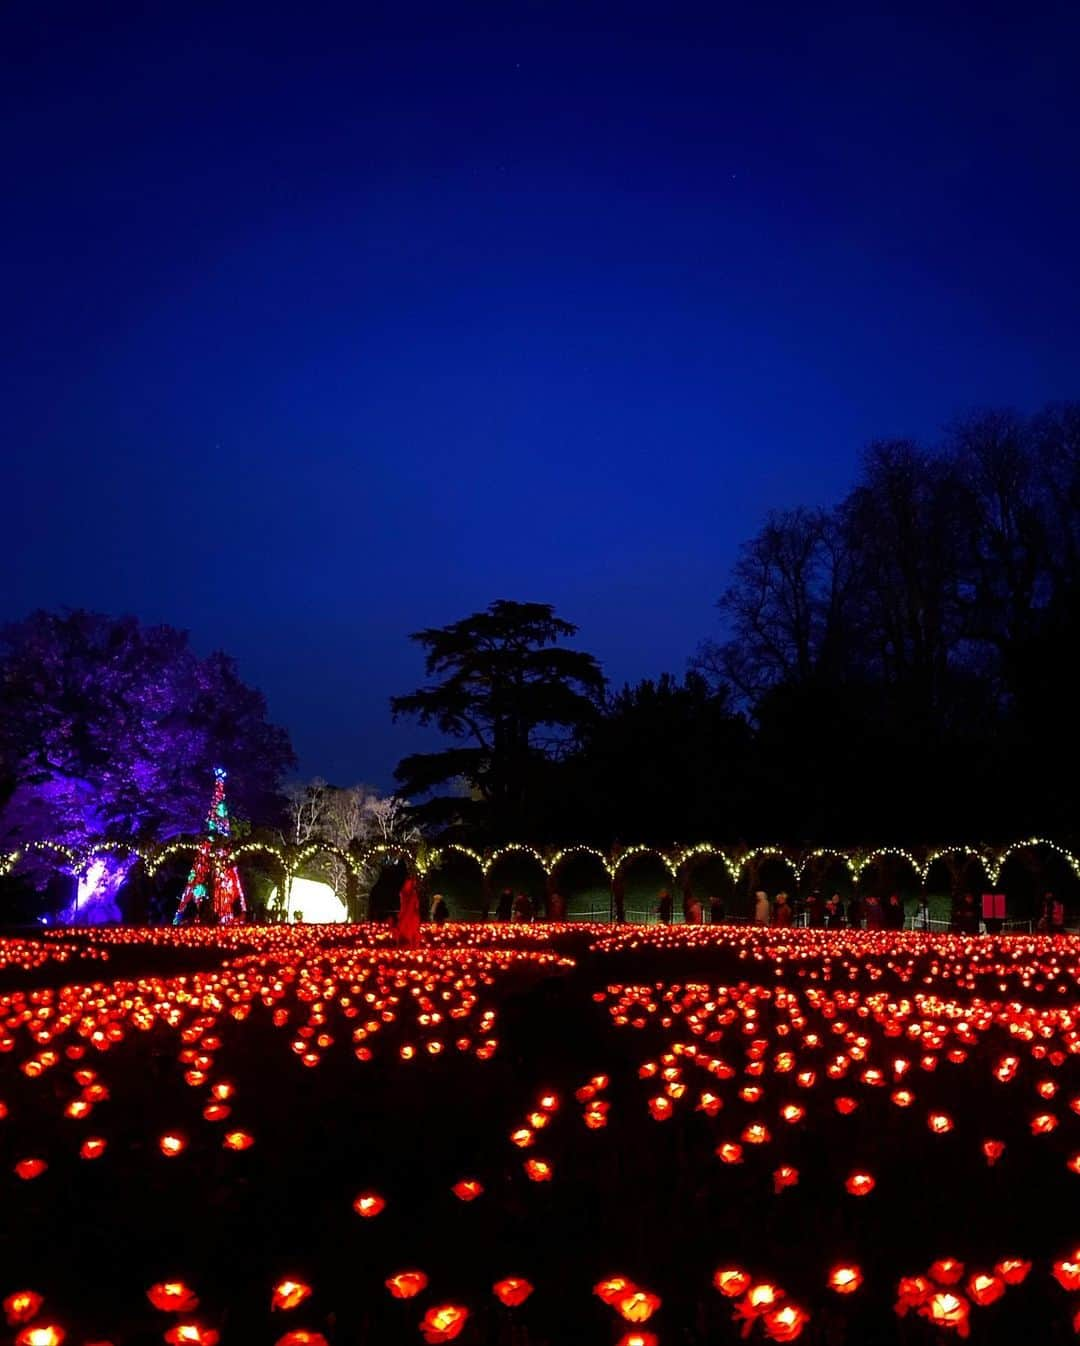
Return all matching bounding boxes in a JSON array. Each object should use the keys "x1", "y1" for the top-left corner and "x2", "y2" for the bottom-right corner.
[{"x1": 2, "y1": 401, "x2": 1079, "y2": 873}]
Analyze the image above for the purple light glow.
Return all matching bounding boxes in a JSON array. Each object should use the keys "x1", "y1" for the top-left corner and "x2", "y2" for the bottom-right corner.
[{"x1": 61, "y1": 856, "x2": 134, "y2": 925}]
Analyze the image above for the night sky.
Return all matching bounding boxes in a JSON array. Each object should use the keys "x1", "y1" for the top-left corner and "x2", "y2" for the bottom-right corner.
[{"x1": 5, "y1": 3, "x2": 1079, "y2": 787}]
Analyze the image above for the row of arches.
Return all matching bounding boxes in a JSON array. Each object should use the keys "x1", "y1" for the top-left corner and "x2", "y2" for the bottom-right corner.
[{"x1": 2, "y1": 836, "x2": 1078, "y2": 925}]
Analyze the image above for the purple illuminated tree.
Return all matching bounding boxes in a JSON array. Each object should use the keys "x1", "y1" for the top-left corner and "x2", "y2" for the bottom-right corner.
[
  {"x1": 173, "y1": 768, "x2": 246, "y2": 925},
  {"x1": 0, "y1": 610, "x2": 295, "y2": 921}
]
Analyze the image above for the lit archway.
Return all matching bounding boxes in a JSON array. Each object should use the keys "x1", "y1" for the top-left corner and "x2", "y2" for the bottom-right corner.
[
  {"x1": 613, "y1": 847, "x2": 677, "y2": 923},
  {"x1": 423, "y1": 845, "x2": 485, "y2": 921},
  {"x1": 549, "y1": 846, "x2": 612, "y2": 920},
  {"x1": 485, "y1": 845, "x2": 548, "y2": 920}
]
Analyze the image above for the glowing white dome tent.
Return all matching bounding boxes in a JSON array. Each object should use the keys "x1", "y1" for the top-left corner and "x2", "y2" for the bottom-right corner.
[{"x1": 268, "y1": 876, "x2": 349, "y2": 923}]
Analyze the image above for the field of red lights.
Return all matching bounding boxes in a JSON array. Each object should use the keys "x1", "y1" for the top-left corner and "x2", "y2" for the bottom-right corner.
[{"x1": 1, "y1": 923, "x2": 1079, "y2": 1346}]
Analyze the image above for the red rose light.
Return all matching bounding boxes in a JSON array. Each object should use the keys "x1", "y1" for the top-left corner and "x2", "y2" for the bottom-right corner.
[
  {"x1": 828, "y1": 1265, "x2": 863, "y2": 1294},
  {"x1": 994, "y1": 1258, "x2": 1031, "y2": 1286},
  {"x1": 418, "y1": 1303, "x2": 469, "y2": 1343},
  {"x1": 919, "y1": 1291, "x2": 970, "y2": 1337},
  {"x1": 385, "y1": 1270, "x2": 428, "y2": 1299},
  {"x1": 595, "y1": 1277, "x2": 636, "y2": 1305},
  {"x1": 353, "y1": 1192, "x2": 386, "y2": 1218},
  {"x1": 163, "y1": 1326, "x2": 220, "y2": 1346},
  {"x1": 451, "y1": 1179, "x2": 483, "y2": 1201},
  {"x1": 492, "y1": 1277, "x2": 533, "y2": 1307},
  {"x1": 616, "y1": 1289, "x2": 661, "y2": 1323},
  {"x1": 762, "y1": 1302, "x2": 809, "y2": 1341},
  {"x1": 4, "y1": 1291, "x2": 44, "y2": 1325},
  {"x1": 15, "y1": 1328, "x2": 66, "y2": 1346},
  {"x1": 894, "y1": 1274, "x2": 932, "y2": 1317},
  {"x1": 1052, "y1": 1254, "x2": 1080, "y2": 1290},
  {"x1": 147, "y1": 1282, "x2": 200, "y2": 1313},
  {"x1": 713, "y1": 1267, "x2": 752, "y2": 1298},
  {"x1": 772, "y1": 1164, "x2": 799, "y2": 1194},
  {"x1": 271, "y1": 1279, "x2": 312, "y2": 1312},
  {"x1": 929, "y1": 1258, "x2": 965, "y2": 1286},
  {"x1": 967, "y1": 1272, "x2": 1004, "y2": 1307}
]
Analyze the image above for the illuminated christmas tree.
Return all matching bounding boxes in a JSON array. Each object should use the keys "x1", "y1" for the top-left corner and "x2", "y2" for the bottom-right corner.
[{"x1": 173, "y1": 767, "x2": 246, "y2": 924}]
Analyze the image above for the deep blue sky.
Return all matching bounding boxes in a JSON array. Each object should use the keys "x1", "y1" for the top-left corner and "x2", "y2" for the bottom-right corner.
[{"x1": 5, "y1": 2, "x2": 1079, "y2": 788}]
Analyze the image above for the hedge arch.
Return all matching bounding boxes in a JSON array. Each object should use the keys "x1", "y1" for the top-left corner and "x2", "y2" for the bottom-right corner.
[
  {"x1": 854, "y1": 848, "x2": 923, "y2": 892},
  {"x1": 485, "y1": 846, "x2": 548, "y2": 918},
  {"x1": 676, "y1": 846, "x2": 736, "y2": 915},
  {"x1": 549, "y1": 847, "x2": 612, "y2": 920},
  {"x1": 614, "y1": 848, "x2": 677, "y2": 922},
  {"x1": 735, "y1": 849, "x2": 799, "y2": 917},
  {"x1": 366, "y1": 854, "x2": 411, "y2": 921},
  {"x1": 144, "y1": 849, "x2": 199, "y2": 924},
  {"x1": 993, "y1": 841, "x2": 1080, "y2": 921},
  {"x1": 423, "y1": 847, "x2": 485, "y2": 921},
  {"x1": 923, "y1": 848, "x2": 989, "y2": 900},
  {"x1": 233, "y1": 844, "x2": 291, "y2": 922},
  {"x1": 798, "y1": 848, "x2": 857, "y2": 891},
  {"x1": 145, "y1": 841, "x2": 201, "y2": 879}
]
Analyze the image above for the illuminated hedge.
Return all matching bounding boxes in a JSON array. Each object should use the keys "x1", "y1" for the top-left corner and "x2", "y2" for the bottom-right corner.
[{"x1": 3, "y1": 835, "x2": 1078, "y2": 888}]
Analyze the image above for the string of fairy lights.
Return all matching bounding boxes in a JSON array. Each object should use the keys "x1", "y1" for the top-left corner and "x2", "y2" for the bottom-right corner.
[{"x1": 2, "y1": 834, "x2": 1079, "y2": 888}]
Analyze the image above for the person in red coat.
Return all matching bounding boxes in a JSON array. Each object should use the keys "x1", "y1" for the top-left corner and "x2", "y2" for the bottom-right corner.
[{"x1": 397, "y1": 874, "x2": 422, "y2": 947}]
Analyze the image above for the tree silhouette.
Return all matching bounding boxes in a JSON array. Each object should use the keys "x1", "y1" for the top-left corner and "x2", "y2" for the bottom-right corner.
[{"x1": 391, "y1": 600, "x2": 605, "y2": 838}]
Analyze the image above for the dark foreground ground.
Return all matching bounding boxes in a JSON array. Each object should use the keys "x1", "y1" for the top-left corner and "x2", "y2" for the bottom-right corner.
[{"x1": 0, "y1": 922, "x2": 1078, "y2": 1346}]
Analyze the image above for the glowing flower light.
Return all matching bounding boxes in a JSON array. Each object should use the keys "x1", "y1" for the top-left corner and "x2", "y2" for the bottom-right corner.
[
  {"x1": 418, "y1": 1303, "x2": 469, "y2": 1343},
  {"x1": 982, "y1": 1139, "x2": 1005, "y2": 1165},
  {"x1": 994, "y1": 1258, "x2": 1031, "y2": 1286},
  {"x1": 595, "y1": 1277, "x2": 636, "y2": 1305},
  {"x1": 4, "y1": 1291, "x2": 44, "y2": 1325},
  {"x1": 929, "y1": 1258, "x2": 965, "y2": 1286},
  {"x1": 713, "y1": 1267, "x2": 752, "y2": 1297},
  {"x1": 15, "y1": 1328, "x2": 65, "y2": 1346},
  {"x1": 966, "y1": 1272, "x2": 1004, "y2": 1307},
  {"x1": 919, "y1": 1291, "x2": 970, "y2": 1337},
  {"x1": 147, "y1": 1282, "x2": 200, "y2": 1313},
  {"x1": 772, "y1": 1164, "x2": 799, "y2": 1194},
  {"x1": 451, "y1": 1179, "x2": 483, "y2": 1201},
  {"x1": 762, "y1": 1302, "x2": 809, "y2": 1341},
  {"x1": 827, "y1": 1265, "x2": 862, "y2": 1294},
  {"x1": 616, "y1": 1289, "x2": 661, "y2": 1323},
  {"x1": 271, "y1": 1280, "x2": 313, "y2": 1311},
  {"x1": 353, "y1": 1192, "x2": 386, "y2": 1218},
  {"x1": 1052, "y1": 1254, "x2": 1080, "y2": 1290},
  {"x1": 492, "y1": 1277, "x2": 534, "y2": 1307},
  {"x1": 386, "y1": 1270, "x2": 429, "y2": 1298},
  {"x1": 162, "y1": 1326, "x2": 220, "y2": 1346}
]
